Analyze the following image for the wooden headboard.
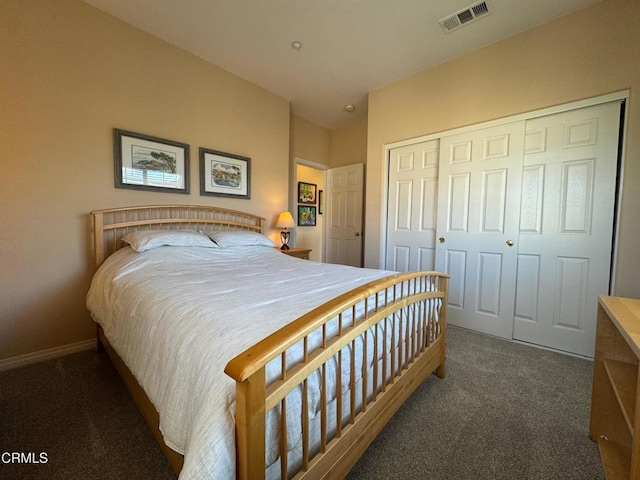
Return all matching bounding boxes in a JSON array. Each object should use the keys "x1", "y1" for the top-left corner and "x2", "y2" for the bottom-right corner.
[{"x1": 91, "y1": 204, "x2": 265, "y2": 267}]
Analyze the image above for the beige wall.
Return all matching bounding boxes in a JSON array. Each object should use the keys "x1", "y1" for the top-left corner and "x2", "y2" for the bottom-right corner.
[
  {"x1": 330, "y1": 120, "x2": 368, "y2": 167},
  {"x1": 0, "y1": 0, "x2": 290, "y2": 360},
  {"x1": 290, "y1": 115, "x2": 331, "y2": 166},
  {"x1": 366, "y1": 0, "x2": 640, "y2": 298},
  {"x1": 290, "y1": 114, "x2": 367, "y2": 169}
]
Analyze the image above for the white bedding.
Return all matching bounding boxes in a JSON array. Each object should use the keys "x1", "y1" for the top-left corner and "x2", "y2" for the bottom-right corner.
[{"x1": 86, "y1": 245, "x2": 396, "y2": 480}]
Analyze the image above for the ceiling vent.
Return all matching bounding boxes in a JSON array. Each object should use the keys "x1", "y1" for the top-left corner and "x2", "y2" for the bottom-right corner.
[{"x1": 439, "y1": 1, "x2": 493, "y2": 33}]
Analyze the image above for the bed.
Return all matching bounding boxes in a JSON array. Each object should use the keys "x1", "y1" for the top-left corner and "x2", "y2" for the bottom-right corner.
[{"x1": 86, "y1": 204, "x2": 449, "y2": 480}]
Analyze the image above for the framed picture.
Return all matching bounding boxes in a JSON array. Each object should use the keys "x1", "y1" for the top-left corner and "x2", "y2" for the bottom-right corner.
[
  {"x1": 298, "y1": 181, "x2": 317, "y2": 204},
  {"x1": 114, "y1": 129, "x2": 189, "y2": 194},
  {"x1": 318, "y1": 190, "x2": 324, "y2": 214},
  {"x1": 298, "y1": 205, "x2": 317, "y2": 226},
  {"x1": 199, "y1": 148, "x2": 251, "y2": 199}
]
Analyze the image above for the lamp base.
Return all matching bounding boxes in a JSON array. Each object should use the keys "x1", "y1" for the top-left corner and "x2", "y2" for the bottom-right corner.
[{"x1": 280, "y1": 230, "x2": 291, "y2": 250}]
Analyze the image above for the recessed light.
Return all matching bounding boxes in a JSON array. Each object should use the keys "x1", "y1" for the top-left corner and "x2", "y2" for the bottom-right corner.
[
  {"x1": 344, "y1": 104, "x2": 356, "y2": 113},
  {"x1": 291, "y1": 41, "x2": 302, "y2": 51}
]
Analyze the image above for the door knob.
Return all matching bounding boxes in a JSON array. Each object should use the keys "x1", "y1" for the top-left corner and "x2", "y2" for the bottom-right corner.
[
  {"x1": 438, "y1": 237, "x2": 445, "y2": 243},
  {"x1": 354, "y1": 232, "x2": 360, "y2": 237},
  {"x1": 506, "y1": 240, "x2": 514, "y2": 247}
]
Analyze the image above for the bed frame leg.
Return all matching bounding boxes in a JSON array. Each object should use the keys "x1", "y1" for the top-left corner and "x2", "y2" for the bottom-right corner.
[
  {"x1": 235, "y1": 371, "x2": 266, "y2": 480},
  {"x1": 436, "y1": 338, "x2": 446, "y2": 378},
  {"x1": 96, "y1": 325, "x2": 105, "y2": 353},
  {"x1": 436, "y1": 277, "x2": 448, "y2": 379}
]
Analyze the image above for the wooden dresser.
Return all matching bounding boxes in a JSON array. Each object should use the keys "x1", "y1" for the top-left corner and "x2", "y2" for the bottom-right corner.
[{"x1": 590, "y1": 295, "x2": 640, "y2": 479}]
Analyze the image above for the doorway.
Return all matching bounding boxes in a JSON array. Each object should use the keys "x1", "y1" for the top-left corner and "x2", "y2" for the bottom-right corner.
[{"x1": 294, "y1": 160, "x2": 326, "y2": 263}]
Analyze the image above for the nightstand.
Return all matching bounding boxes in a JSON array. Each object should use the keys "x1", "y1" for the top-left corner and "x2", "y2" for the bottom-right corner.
[{"x1": 276, "y1": 247, "x2": 312, "y2": 260}]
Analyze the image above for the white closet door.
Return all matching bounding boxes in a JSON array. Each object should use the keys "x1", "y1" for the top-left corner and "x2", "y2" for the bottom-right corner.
[
  {"x1": 513, "y1": 102, "x2": 621, "y2": 356},
  {"x1": 435, "y1": 122, "x2": 526, "y2": 338},
  {"x1": 385, "y1": 140, "x2": 439, "y2": 272}
]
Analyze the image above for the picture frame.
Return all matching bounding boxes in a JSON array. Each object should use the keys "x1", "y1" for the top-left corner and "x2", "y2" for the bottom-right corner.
[
  {"x1": 318, "y1": 190, "x2": 324, "y2": 214},
  {"x1": 298, "y1": 205, "x2": 317, "y2": 226},
  {"x1": 114, "y1": 128, "x2": 189, "y2": 194},
  {"x1": 199, "y1": 148, "x2": 251, "y2": 199},
  {"x1": 298, "y1": 181, "x2": 317, "y2": 204}
]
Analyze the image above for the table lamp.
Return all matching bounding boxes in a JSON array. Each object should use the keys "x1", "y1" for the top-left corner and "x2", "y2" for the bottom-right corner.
[{"x1": 275, "y1": 211, "x2": 295, "y2": 250}]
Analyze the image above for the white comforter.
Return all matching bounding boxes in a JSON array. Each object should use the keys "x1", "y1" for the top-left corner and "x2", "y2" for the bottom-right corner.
[{"x1": 86, "y1": 245, "x2": 393, "y2": 480}]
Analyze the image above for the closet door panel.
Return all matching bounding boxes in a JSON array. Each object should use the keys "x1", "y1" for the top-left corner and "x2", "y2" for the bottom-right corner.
[
  {"x1": 554, "y1": 257, "x2": 589, "y2": 330},
  {"x1": 386, "y1": 141, "x2": 439, "y2": 272},
  {"x1": 520, "y1": 165, "x2": 544, "y2": 234},
  {"x1": 515, "y1": 254, "x2": 541, "y2": 322},
  {"x1": 447, "y1": 173, "x2": 470, "y2": 232},
  {"x1": 446, "y1": 249, "x2": 466, "y2": 310},
  {"x1": 436, "y1": 121, "x2": 525, "y2": 339},
  {"x1": 560, "y1": 159, "x2": 594, "y2": 234},
  {"x1": 477, "y1": 252, "x2": 503, "y2": 316},
  {"x1": 481, "y1": 169, "x2": 507, "y2": 233},
  {"x1": 513, "y1": 101, "x2": 621, "y2": 356}
]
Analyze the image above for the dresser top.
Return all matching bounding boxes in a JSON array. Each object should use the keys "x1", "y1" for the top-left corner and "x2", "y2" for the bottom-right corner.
[{"x1": 599, "y1": 296, "x2": 640, "y2": 357}]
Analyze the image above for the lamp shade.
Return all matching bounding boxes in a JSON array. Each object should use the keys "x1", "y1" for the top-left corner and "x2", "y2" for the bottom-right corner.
[{"x1": 276, "y1": 211, "x2": 295, "y2": 229}]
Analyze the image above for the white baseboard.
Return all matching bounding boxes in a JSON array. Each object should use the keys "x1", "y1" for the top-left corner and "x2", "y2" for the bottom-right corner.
[{"x1": 0, "y1": 338, "x2": 97, "y2": 371}]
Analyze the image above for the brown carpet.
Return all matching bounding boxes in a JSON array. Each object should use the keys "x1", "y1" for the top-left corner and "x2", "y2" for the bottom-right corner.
[
  {"x1": 0, "y1": 349, "x2": 174, "y2": 480},
  {"x1": 348, "y1": 327, "x2": 603, "y2": 480},
  {"x1": 0, "y1": 326, "x2": 603, "y2": 479}
]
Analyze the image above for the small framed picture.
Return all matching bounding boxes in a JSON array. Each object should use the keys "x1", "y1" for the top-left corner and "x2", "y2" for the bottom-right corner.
[
  {"x1": 114, "y1": 129, "x2": 189, "y2": 194},
  {"x1": 298, "y1": 205, "x2": 317, "y2": 226},
  {"x1": 318, "y1": 190, "x2": 324, "y2": 214},
  {"x1": 199, "y1": 148, "x2": 251, "y2": 199},
  {"x1": 298, "y1": 182, "x2": 317, "y2": 204}
]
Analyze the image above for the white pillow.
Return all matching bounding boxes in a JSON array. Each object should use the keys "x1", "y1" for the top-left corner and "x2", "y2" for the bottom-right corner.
[
  {"x1": 122, "y1": 229, "x2": 216, "y2": 252},
  {"x1": 208, "y1": 230, "x2": 275, "y2": 248}
]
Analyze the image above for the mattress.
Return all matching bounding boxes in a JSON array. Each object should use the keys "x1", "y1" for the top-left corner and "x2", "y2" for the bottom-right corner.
[{"x1": 86, "y1": 244, "x2": 395, "y2": 479}]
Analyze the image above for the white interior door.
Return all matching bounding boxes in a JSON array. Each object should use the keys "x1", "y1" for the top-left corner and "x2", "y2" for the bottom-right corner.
[
  {"x1": 435, "y1": 122, "x2": 525, "y2": 339},
  {"x1": 385, "y1": 140, "x2": 440, "y2": 272},
  {"x1": 513, "y1": 102, "x2": 621, "y2": 356},
  {"x1": 325, "y1": 164, "x2": 363, "y2": 267}
]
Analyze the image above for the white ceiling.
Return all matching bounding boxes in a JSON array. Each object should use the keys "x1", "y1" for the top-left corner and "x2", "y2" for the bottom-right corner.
[{"x1": 82, "y1": 0, "x2": 600, "y2": 130}]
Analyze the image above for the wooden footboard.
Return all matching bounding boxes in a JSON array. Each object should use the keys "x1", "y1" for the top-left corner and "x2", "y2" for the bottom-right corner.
[{"x1": 225, "y1": 271, "x2": 448, "y2": 480}]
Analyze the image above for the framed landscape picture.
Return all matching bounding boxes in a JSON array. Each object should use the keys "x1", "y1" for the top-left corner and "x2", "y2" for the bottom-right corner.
[
  {"x1": 199, "y1": 148, "x2": 251, "y2": 199},
  {"x1": 114, "y1": 128, "x2": 189, "y2": 194},
  {"x1": 298, "y1": 205, "x2": 317, "y2": 226}
]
